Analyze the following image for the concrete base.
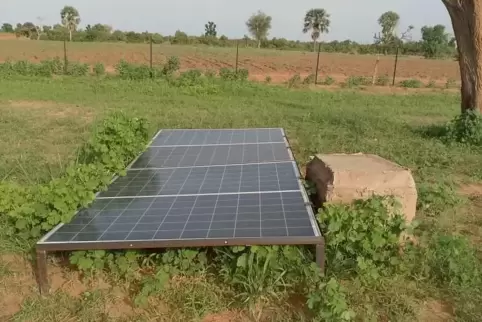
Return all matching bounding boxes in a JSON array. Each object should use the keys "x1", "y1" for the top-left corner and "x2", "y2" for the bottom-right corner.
[{"x1": 306, "y1": 153, "x2": 417, "y2": 223}]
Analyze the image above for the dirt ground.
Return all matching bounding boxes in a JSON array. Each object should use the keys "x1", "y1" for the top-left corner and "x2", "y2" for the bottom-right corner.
[{"x1": 0, "y1": 39, "x2": 460, "y2": 84}]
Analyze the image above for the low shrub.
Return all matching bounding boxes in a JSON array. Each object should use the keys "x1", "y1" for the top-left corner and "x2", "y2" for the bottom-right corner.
[
  {"x1": 399, "y1": 79, "x2": 423, "y2": 88},
  {"x1": 287, "y1": 74, "x2": 302, "y2": 88},
  {"x1": 65, "y1": 61, "x2": 89, "y2": 76},
  {"x1": 204, "y1": 69, "x2": 216, "y2": 78},
  {"x1": 376, "y1": 74, "x2": 390, "y2": 86},
  {"x1": 93, "y1": 63, "x2": 106, "y2": 76},
  {"x1": 426, "y1": 79, "x2": 437, "y2": 88},
  {"x1": 115, "y1": 60, "x2": 155, "y2": 80},
  {"x1": 162, "y1": 56, "x2": 180, "y2": 76},
  {"x1": 318, "y1": 197, "x2": 411, "y2": 278},
  {"x1": 344, "y1": 76, "x2": 371, "y2": 87},
  {"x1": 445, "y1": 78, "x2": 457, "y2": 89},
  {"x1": 320, "y1": 75, "x2": 335, "y2": 86},
  {"x1": 0, "y1": 113, "x2": 149, "y2": 241},
  {"x1": 443, "y1": 110, "x2": 482, "y2": 145},
  {"x1": 265, "y1": 75, "x2": 272, "y2": 84},
  {"x1": 219, "y1": 68, "x2": 249, "y2": 81},
  {"x1": 302, "y1": 73, "x2": 316, "y2": 85}
]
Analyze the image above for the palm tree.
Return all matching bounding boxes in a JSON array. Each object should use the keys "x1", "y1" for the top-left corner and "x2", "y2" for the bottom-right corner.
[
  {"x1": 303, "y1": 9, "x2": 330, "y2": 52},
  {"x1": 60, "y1": 6, "x2": 81, "y2": 41}
]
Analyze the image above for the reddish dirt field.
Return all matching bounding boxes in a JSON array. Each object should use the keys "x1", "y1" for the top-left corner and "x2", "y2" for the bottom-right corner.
[{"x1": 0, "y1": 39, "x2": 460, "y2": 84}]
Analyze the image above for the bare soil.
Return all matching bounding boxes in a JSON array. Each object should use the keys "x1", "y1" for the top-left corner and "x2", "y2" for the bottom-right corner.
[{"x1": 0, "y1": 39, "x2": 460, "y2": 85}]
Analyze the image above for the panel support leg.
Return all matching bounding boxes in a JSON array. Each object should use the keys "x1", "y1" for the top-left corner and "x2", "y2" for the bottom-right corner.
[
  {"x1": 315, "y1": 242, "x2": 325, "y2": 273},
  {"x1": 36, "y1": 249, "x2": 49, "y2": 295}
]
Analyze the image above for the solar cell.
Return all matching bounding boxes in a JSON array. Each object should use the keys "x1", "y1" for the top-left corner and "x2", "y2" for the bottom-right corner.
[
  {"x1": 130, "y1": 143, "x2": 290, "y2": 169},
  {"x1": 151, "y1": 129, "x2": 285, "y2": 146},
  {"x1": 41, "y1": 191, "x2": 316, "y2": 243},
  {"x1": 97, "y1": 162, "x2": 299, "y2": 198}
]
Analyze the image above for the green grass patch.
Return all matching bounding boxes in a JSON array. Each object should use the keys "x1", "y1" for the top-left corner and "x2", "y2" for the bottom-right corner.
[{"x1": 0, "y1": 76, "x2": 481, "y2": 321}]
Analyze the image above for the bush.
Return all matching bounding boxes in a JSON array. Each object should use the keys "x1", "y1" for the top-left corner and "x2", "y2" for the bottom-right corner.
[
  {"x1": 426, "y1": 79, "x2": 437, "y2": 88},
  {"x1": 399, "y1": 79, "x2": 423, "y2": 88},
  {"x1": 265, "y1": 75, "x2": 272, "y2": 84},
  {"x1": 445, "y1": 78, "x2": 457, "y2": 89},
  {"x1": 318, "y1": 197, "x2": 410, "y2": 278},
  {"x1": 320, "y1": 76, "x2": 335, "y2": 86},
  {"x1": 376, "y1": 74, "x2": 390, "y2": 86},
  {"x1": 287, "y1": 74, "x2": 302, "y2": 88},
  {"x1": 65, "y1": 61, "x2": 89, "y2": 76},
  {"x1": 219, "y1": 68, "x2": 248, "y2": 81},
  {"x1": 204, "y1": 69, "x2": 216, "y2": 78},
  {"x1": 93, "y1": 63, "x2": 106, "y2": 76},
  {"x1": 344, "y1": 76, "x2": 371, "y2": 87},
  {"x1": 302, "y1": 73, "x2": 316, "y2": 85},
  {"x1": 162, "y1": 56, "x2": 180, "y2": 76},
  {"x1": 176, "y1": 69, "x2": 204, "y2": 86},
  {"x1": 320, "y1": 75, "x2": 335, "y2": 86},
  {"x1": 115, "y1": 60, "x2": 155, "y2": 80},
  {"x1": 0, "y1": 113, "x2": 149, "y2": 241},
  {"x1": 443, "y1": 110, "x2": 482, "y2": 145}
]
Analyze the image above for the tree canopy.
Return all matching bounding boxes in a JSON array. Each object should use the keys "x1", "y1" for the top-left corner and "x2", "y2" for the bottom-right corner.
[
  {"x1": 60, "y1": 6, "x2": 80, "y2": 41},
  {"x1": 376, "y1": 11, "x2": 400, "y2": 45},
  {"x1": 1, "y1": 23, "x2": 14, "y2": 33},
  {"x1": 421, "y1": 24, "x2": 450, "y2": 58},
  {"x1": 303, "y1": 8, "x2": 330, "y2": 51},
  {"x1": 205, "y1": 21, "x2": 217, "y2": 37},
  {"x1": 246, "y1": 11, "x2": 272, "y2": 48}
]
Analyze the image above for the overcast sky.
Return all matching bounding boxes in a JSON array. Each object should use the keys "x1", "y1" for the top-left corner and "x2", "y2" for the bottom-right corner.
[{"x1": 1, "y1": 0, "x2": 452, "y2": 43}]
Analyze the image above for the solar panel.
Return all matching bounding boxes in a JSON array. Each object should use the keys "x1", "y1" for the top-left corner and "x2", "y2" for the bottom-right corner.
[
  {"x1": 130, "y1": 143, "x2": 291, "y2": 169},
  {"x1": 41, "y1": 191, "x2": 317, "y2": 243},
  {"x1": 96, "y1": 162, "x2": 299, "y2": 198},
  {"x1": 151, "y1": 129, "x2": 285, "y2": 146},
  {"x1": 36, "y1": 128, "x2": 324, "y2": 294},
  {"x1": 37, "y1": 128, "x2": 322, "y2": 258}
]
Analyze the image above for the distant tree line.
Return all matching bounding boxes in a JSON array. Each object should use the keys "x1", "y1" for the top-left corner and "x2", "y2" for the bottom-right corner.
[{"x1": 0, "y1": 6, "x2": 456, "y2": 59}]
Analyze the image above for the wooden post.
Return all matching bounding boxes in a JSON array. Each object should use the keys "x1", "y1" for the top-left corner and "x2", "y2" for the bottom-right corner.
[
  {"x1": 63, "y1": 39, "x2": 68, "y2": 74},
  {"x1": 235, "y1": 40, "x2": 239, "y2": 73},
  {"x1": 36, "y1": 249, "x2": 49, "y2": 295},
  {"x1": 315, "y1": 43, "x2": 321, "y2": 85},
  {"x1": 392, "y1": 46, "x2": 400, "y2": 86},
  {"x1": 372, "y1": 54, "x2": 380, "y2": 85},
  {"x1": 149, "y1": 34, "x2": 153, "y2": 78}
]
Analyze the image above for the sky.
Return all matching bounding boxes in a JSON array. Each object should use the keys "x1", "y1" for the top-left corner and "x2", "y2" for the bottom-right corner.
[{"x1": 1, "y1": 0, "x2": 452, "y2": 43}]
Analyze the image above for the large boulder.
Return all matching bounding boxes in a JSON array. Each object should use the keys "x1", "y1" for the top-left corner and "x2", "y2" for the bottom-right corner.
[{"x1": 306, "y1": 153, "x2": 417, "y2": 223}]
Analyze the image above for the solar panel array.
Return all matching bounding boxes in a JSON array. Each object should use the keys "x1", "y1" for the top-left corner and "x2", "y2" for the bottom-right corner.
[{"x1": 38, "y1": 129, "x2": 321, "y2": 248}]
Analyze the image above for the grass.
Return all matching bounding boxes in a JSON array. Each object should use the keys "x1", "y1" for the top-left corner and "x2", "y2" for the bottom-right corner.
[{"x1": 0, "y1": 75, "x2": 481, "y2": 321}]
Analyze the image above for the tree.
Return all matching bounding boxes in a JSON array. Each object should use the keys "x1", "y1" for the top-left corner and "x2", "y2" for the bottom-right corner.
[
  {"x1": 15, "y1": 22, "x2": 36, "y2": 39},
  {"x1": 376, "y1": 11, "x2": 400, "y2": 45},
  {"x1": 1, "y1": 23, "x2": 14, "y2": 33},
  {"x1": 60, "y1": 6, "x2": 80, "y2": 41},
  {"x1": 442, "y1": 0, "x2": 482, "y2": 113},
  {"x1": 303, "y1": 8, "x2": 330, "y2": 52},
  {"x1": 246, "y1": 11, "x2": 272, "y2": 49},
  {"x1": 205, "y1": 21, "x2": 217, "y2": 37},
  {"x1": 421, "y1": 25, "x2": 450, "y2": 58}
]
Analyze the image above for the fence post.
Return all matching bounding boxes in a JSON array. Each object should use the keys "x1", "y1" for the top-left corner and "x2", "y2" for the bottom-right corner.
[
  {"x1": 315, "y1": 43, "x2": 321, "y2": 85},
  {"x1": 149, "y1": 34, "x2": 153, "y2": 78},
  {"x1": 392, "y1": 46, "x2": 400, "y2": 86},
  {"x1": 235, "y1": 40, "x2": 239, "y2": 74},
  {"x1": 63, "y1": 39, "x2": 68, "y2": 74}
]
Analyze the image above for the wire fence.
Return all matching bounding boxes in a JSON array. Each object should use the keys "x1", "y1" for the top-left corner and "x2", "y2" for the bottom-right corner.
[{"x1": 2, "y1": 36, "x2": 443, "y2": 87}]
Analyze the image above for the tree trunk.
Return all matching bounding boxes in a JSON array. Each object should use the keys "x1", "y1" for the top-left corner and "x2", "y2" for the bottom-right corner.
[
  {"x1": 69, "y1": 29, "x2": 72, "y2": 42},
  {"x1": 257, "y1": 39, "x2": 260, "y2": 49},
  {"x1": 313, "y1": 40, "x2": 317, "y2": 52},
  {"x1": 442, "y1": 0, "x2": 482, "y2": 113}
]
